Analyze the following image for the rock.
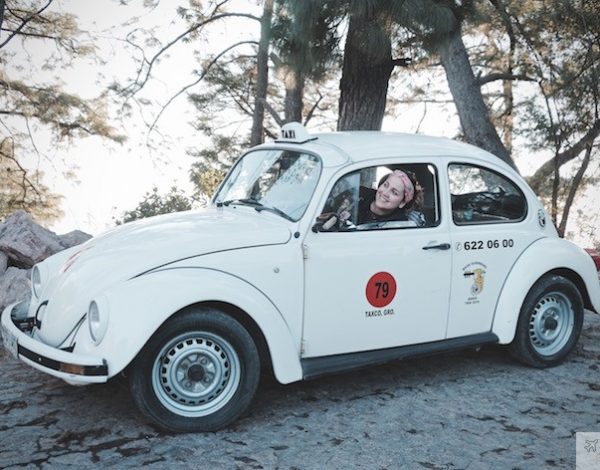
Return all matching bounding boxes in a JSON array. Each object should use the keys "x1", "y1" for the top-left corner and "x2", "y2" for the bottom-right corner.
[
  {"x1": 0, "y1": 252, "x2": 7, "y2": 274},
  {"x1": 59, "y1": 230, "x2": 92, "y2": 249},
  {"x1": 0, "y1": 267, "x2": 31, "y2": 313},
  {"x1": 0, "y1": 211, "x2": 63, "y2": 268}
]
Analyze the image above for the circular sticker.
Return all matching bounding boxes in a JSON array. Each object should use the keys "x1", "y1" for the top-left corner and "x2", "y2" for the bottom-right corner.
[{"x1": 365, "y1": 272, "x2": 397, "y2": 308}]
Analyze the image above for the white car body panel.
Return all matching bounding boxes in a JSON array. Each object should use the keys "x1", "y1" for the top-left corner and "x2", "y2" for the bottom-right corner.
[{"x1": 302, "y1": 225, "x2": 453, "y2": 357}]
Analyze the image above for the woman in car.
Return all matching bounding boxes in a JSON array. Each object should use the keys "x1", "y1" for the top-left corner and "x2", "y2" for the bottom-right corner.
[{"x1": 357, "y1": 169, "x2": 425, "y2": 226}]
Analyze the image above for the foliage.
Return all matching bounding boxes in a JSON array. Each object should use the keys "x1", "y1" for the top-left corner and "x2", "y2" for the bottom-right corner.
[
  {"x1": 0, "y1": 138, "x2": 62, "y2": 222},
  {"x1": 0, "y1": 0, "x2": 125, "y2": 223},
  {"x1": 465, "y1": 0, "x2": 600, "y2": 230},
  {"x1": 272, "y1": 0, "x2": 342, "y2": 83},
  {"x1": 188, "y1": 133, "x2": 241, "y2": 202},
  {"x1": 115, "y1": 186, "x2": 193, "y2": 225}
]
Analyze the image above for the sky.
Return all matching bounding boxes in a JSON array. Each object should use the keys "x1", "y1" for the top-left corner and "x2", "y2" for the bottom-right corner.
[
  {"x1": 9, "y1": 0, "x2": 262, "y2": 235},
  {"x1": 6, "y1": 0, "x2": 599, "y2": 246}
]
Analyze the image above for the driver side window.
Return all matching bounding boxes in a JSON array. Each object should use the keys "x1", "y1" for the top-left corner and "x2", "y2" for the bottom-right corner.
[{"x1": 316, "y1": 164, "x2": 439, "y2": 231}]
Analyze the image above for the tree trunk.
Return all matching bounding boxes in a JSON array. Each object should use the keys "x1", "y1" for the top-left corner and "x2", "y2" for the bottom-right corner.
[
  {"x1": 284, "y1": 68, "x2": 304, "y2": 123},
  {"x1": 436, "y1": 26, "x2": 517, "y2": 171},
  {"x1": 337, "y1": 15, "x2": 394, "y2": 131},
  {"x1": 490, "y1": 0, "x2": 516, "y2": 154},
  {"x1": 250, "y1": 0, "x2": 273, "y2": 146},
  {"x1": 501, "y1": 28, "x2": 515, "y2": 154},
  {"x1": 0, "y1": 0, "x2": 5, "y2": 31},
  {"x1": 558, "y1": 144, "x2": 592, "y2": 237}
]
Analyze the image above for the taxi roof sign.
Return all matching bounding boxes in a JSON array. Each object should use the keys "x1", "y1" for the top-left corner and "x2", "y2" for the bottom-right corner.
[{"x1": 277, "y1": 122, "x2": 316, "y2": 144}]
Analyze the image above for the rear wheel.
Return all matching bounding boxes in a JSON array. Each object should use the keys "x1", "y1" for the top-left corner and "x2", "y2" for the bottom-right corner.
[
  {"x1": 509, "y1": 275, "x2": 583, "y2": 368},
  {"x1": 129, "y1": 308, "x2": 260, "y2": 432}
]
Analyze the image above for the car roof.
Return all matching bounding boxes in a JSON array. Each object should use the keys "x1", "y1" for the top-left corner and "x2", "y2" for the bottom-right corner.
[
  {"x1": 311, "y1": 131, "x2": 495, "y2": 163},
  {"x1": 262, "y1": 123, "x2": 517, "y2": 174},
  {"x1": 269, "y1": 122, "x2": 508, "y2": 168}
]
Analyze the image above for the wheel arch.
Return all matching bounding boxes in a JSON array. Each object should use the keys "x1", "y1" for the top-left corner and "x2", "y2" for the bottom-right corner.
[
  {"x1": 76, "y1": 268, "x2": 303, "y2": 384},
  {"x1": 492, "y1": 238, "x2": 600, "y2": 344},
  {"x1": 175, "y1": 300, "x2": 274, "y2": 380},
  {"x1": 546, "y1": 267, "x2": 594, "y2": 312}
]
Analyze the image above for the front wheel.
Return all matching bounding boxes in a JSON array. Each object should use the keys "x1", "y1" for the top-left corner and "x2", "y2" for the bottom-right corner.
[
  {"x1": 509, "y1": 274, "x2": 583, "y2": 368},
  {"x1": 129, "y1": 308, "x2": 260, "y2": 432}
]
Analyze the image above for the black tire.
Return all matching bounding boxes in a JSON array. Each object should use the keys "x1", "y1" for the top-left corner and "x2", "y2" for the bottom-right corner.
[
  {"x1": 509, "y1": 274, "x2": 583, "y2": 368},
  {"x1": 129, "y1": 308, "x2": 260, "y2": 432}
]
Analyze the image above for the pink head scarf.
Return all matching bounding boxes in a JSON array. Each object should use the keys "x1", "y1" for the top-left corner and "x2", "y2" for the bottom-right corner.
[{"x1": 390, "y1": 170, "x2": 415, "y2": 205}]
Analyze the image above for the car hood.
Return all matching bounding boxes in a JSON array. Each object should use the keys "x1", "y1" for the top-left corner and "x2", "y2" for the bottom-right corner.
[{"x1": 35, "y1": 207, "x2": 292, "y2": 346}]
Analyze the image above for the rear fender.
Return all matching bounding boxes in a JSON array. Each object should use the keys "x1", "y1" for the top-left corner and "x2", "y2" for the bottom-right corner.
[{"x1": 492, "y1": 238, "x2": 600, "y2": 344}]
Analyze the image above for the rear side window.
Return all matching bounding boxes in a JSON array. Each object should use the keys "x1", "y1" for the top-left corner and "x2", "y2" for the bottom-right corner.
[{"x1": 448, "y1": 163, "x2": 527, "y2": 225}]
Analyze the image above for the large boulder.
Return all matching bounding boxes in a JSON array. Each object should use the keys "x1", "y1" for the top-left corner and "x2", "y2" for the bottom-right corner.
[
  {"x1": 0, "y1": 211, "x2": 64, "y2": 269},
  {"x1": 0, "y1": 211, "x2": 92, "y2": 314},
  {"x1": 59, "y1": 230, "x2": 92, "y2": 249},
  {"x1": 0, "y1": 252, "x2": 7, "y2": 274},
  {"x1": 0, "y1": 267, "x2": 31, "y2": 314}
]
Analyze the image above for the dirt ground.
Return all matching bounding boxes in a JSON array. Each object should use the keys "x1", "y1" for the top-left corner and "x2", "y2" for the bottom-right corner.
[{"x1": 1, "y1": 313, "x2": 599, "y2": 469}]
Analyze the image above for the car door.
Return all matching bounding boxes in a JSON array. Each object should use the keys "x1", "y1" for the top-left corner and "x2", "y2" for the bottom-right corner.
[
  {"x1": 301, "y1": 162, "x2": 453, "y2": 358},
  {"x1": 445, "y1": 162, "x2": 542, "y2": 337}
]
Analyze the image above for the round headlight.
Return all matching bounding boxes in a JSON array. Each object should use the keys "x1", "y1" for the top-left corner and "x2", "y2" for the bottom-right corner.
[
  {"x1": 88, "y1": 300, "x2": 108, "y2": 344},
  {"x1": 32, "y1": 266, "x2": 42, "y2": 298}
]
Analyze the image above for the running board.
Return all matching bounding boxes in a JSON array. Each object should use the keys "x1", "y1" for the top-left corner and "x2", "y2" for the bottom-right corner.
[{"x1": 301, "y1": 332, "x2": 499, "y2": 380}]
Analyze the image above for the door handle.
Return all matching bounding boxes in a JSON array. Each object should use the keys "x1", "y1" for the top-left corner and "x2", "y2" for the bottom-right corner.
[{"x1": 422, "y1": 243, "x2": 451, "y2": 251}]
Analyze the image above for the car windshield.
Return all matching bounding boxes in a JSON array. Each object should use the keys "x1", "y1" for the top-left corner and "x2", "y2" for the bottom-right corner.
[{"x1": 214, "y1": 149, "x2": 322, "y2": 222}]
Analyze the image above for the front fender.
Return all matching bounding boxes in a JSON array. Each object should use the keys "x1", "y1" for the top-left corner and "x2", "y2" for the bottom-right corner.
[
  {"x1": 73, "y1": 268, "x2": 303, "y2": 384},
  {"x1": 492, "y1": 238, "x2": 600, "y2": 343}
]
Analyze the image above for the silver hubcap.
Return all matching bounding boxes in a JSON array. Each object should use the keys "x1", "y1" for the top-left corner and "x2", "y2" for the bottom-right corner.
[
  {"x1": 152, "y1": 332, "x2": 241, "y2": 417},
  {"x1": 529, "y1": 291, "x2": 574, "y2": 356}
]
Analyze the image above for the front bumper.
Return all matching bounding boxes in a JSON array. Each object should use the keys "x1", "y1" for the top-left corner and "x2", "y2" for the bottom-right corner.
[{"x1": 1, "y1": 301, "x2": 108, "y2": 384}]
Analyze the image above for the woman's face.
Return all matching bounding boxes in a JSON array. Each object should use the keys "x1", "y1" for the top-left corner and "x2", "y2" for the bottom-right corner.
[{"x1": 373, "y1": 174, "x2": 406, "y2": 214}]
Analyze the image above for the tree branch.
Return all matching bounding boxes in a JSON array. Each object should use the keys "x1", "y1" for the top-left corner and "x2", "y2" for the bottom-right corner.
[
  {"x1": 0, "y1": 138, "x2": 42, "y2": 198},
  {"x1": 391, "y1": 57, "x2": 411, "y2": 67},
  {"x1": 0, "y1": 0, "x2": 53, "y2": 49},
  {"x1": 303, "y1": 91, "x2": 323, "y2": 126},
  {"x1": 264, "y1": 127, "x2": 277, "y2": 140},
  {"x1": 0, "y1": 109, "x2": 94, "y2": 136},
  {"x1": 529, "y1": 120, "x2": 600, "y2": 193},
  {"x1": 228, "y1": 91, "x2": 254, "y2": 118},
  {"x1": 124, "y1": 12, "x2": 260, "y2": 96},
  {"x1": 1, "y1": 27, "x2": 62, "y2": 41},
  {"x1": 476, "y1": 72, "x2": 536, "y2": 86},
  {"x1": 261, "y1": 97, "x2": 283, "y2": 126},
  {"x1": 148, "y1": 40, "x2": 258, "y2": 133}
]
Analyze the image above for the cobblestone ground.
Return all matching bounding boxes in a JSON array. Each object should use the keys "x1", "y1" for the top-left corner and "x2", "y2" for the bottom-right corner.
[{"x1": 1, "y1": 313, "x2": 599, "y2": 469}]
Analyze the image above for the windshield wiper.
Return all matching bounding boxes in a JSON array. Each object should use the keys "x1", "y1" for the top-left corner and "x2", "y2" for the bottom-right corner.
[
  {"x1": 219, "y1": 199, "x2": 292, "y2": 221},
  {"x1": 255, "y1": 205, "x2": 293, "y2": 221},
  {"x1": 220, "y1": 198, "x2": 263, "y2": 207}
]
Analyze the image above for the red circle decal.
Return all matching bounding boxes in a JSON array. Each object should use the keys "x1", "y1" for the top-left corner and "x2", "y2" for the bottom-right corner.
[{"x1": 365, "y1": 272, "x2": 397, "y2": 308}]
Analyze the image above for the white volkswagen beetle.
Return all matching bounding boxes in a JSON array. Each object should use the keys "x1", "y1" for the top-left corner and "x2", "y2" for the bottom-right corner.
[{"x1": 2, "y1": 123, "x2": 599, "y2": 432}]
